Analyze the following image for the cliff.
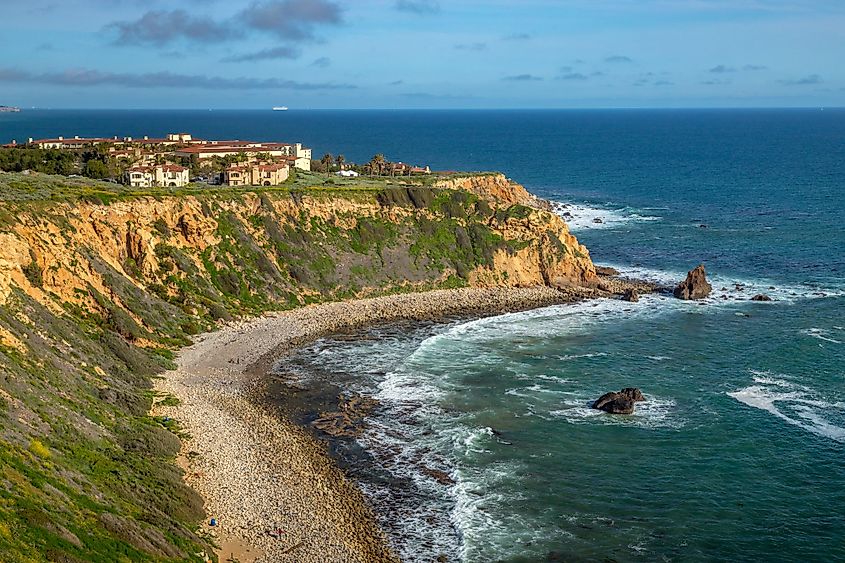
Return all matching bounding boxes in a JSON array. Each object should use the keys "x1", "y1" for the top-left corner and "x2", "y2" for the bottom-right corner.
[{"x1": 0, "y1": 172, "x2": 595, "y2": 560}]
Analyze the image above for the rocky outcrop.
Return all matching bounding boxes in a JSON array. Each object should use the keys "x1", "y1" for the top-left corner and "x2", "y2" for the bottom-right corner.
[
  {"x1": 751, "y1": 294, "x2": 772, "y2": 301},
  {"x1": 592, "y1": 388, "x2": 645, "y2": 414},
  {"x1": 433, "y1": 173, "x2": 548, "y2": 209},
  {"x1": 673, "y1": 264, "x2": 712, "y2": 300},
  {"x1": 622, "y1": 288, "x2": 639, "y2": 302},
  {"x1": 595, "y1": 266, "x2": 620, "y2": 276},
  {"x1": 312, "y1": 394, "x2": 379, "y2": 438}
]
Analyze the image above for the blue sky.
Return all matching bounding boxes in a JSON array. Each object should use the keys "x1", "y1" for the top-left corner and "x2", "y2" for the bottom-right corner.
[{"x1": 1, "y1": 0, "x2": 843, "y2": 109}]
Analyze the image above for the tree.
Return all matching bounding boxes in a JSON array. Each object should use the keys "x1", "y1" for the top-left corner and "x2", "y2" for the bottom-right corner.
[
  {"x1": 83, "y1": 159, "x2": 109, "y2": 179},
  {"x1": 335, "y1": 154, "x2": 345, "y2": 171},
  {"x1": 320, "y1": 153, "x2": 334, "y2": 176},
  {"x1": 367, "y1": 154, "x2": 386, "y2": 176}
]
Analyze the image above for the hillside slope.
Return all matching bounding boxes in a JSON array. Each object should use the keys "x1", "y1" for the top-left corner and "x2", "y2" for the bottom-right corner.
[{"x1": 0, "y1": 172, "x2": 595, "y2": 561}]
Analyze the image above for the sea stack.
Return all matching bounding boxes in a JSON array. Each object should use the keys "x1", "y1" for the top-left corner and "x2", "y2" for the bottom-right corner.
[
  {"x1": 592, "y1": 388, "x2": 646, "y2": 414},
  {"x1": 674, "y1": 264, "x2": 712, "y2": 300}
]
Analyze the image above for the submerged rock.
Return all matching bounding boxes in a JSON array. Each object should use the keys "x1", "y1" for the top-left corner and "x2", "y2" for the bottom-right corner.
[
  {"x1": 592, "y1": 387, "x2": 645, "y2": 414},
  {"x1": 673, "y1": 264, "x2": 712, "y2": 300}
]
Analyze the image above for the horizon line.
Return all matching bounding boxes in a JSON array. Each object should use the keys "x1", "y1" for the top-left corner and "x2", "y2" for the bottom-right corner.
[{"x1": 5, "y1": 106, "x2": 844, "y2": 112}]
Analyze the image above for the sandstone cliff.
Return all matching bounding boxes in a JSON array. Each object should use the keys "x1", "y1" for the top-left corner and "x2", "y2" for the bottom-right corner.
[
  {"x1": 0, "y1": 173, "x2": 594, "y2": 560},
  {"x1": 0, "y1": 176, "x2": 595, "y2": 319}
]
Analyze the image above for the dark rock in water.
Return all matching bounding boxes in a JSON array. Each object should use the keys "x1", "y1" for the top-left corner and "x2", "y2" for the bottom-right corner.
[
  {"x1": 699, "y1": 224, "x2": 708, "y2": 229},
  {"x1": 593, "y1": 395, "x2": 635, "y2": 414},
  {"x1": 673, "y1": 264, "x2": 712, "y2": 300},
  {"x1": 595, "y1": 265, "x2": 620, "y2": 276},
  {"x1": 619, "y1": 387, "x2": 645, "y2": 401},
  {"x1": 592, "y1": 388, "x2": 645, "y2": 414},
  {"x1": 622, "y1": 288, "x2": 639, "y2": 302},
  {"x1": 311, "y1": 393, "x2": 379, "y2": 437},
  {"x1": 421, "y1": 467, "x2": 455, "y2": 486},
  {"x1": 593, "y1": 217, "x2": 604, "y2": 224},
  {"x1": 751, "y1": 294, "x2": 772, "y2": 301}
]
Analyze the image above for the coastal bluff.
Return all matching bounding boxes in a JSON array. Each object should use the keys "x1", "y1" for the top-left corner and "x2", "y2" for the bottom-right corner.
[{"x1": 0, "y1": 171, "x2": 596, "y2": 560}]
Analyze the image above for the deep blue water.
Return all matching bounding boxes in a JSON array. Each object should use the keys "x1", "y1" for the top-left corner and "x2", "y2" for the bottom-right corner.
[{"x1": 4, "y1": 109, "x2": 844, "y2": 562}]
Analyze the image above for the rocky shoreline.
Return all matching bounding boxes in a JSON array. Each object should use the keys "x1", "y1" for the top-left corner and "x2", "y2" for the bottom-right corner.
[{"x1": 153, "y1": 280, "x2": 654, "y2": 562}]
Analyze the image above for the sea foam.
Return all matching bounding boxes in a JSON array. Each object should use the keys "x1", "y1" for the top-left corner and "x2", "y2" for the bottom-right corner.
[{"x1": 728, "y1": 371, "x2": 845, "y2": 443}]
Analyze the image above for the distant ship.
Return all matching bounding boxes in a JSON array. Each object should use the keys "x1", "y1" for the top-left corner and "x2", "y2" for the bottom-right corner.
[
  {"x1": 272, "y1": 106, "x2": 289, "y2": 111},
  {"x1": 0, "y1": 105, "x2": 21, "y2": 113}
]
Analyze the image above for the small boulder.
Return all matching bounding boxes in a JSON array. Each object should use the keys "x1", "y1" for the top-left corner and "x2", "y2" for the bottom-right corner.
[
  {"x1": 595, "y1": 266, "x2": 620, "y2": 276},
  {"x1": 593, "y1": 217, "x2": 604, "y2": 224},
  {"x1": 750, "y1": 294, "x2": 772, "y2": 301},
  {"x1": 673, "y1": 264, "x2": 712, "y2": 300},
  {"x1": 622, "y1": 288, "x2": 639, "y2": 302},
  {"x1": 592, "y1": 388, "x2": 645, "y2": 415}
]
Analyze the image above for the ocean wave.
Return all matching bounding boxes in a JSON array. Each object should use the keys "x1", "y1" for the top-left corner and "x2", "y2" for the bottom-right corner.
[
  {"x1": 552, "y1": 201, "x2": 662, "y2": 231},
  {"x1": 728, "y1": 371, "x2": 845, "y2": 443},
  {"x1": 801, "y1": 328, "x2": 842, "y2": 344}
]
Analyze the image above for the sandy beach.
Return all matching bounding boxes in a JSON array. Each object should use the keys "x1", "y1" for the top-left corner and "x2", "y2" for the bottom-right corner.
[{"x1": 152, "y1": 283, "x2": 647, "y2": 562}]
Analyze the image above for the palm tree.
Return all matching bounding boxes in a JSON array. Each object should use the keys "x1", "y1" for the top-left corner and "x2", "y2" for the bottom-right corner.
[
  {"x1": 335, "y1": 154, "x2": 345, "y2": 172},
  {"x1": 368, "y1": 153, "x2": 385, "y2": 176},
  {"x1": 320, "y1": 153, "x2": 334, "y2": 176}
]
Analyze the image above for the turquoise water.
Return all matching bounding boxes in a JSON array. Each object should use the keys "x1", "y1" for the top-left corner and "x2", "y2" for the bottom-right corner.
[{"x1": 3, "y1": 109, "x2": 844, "y2": 561}]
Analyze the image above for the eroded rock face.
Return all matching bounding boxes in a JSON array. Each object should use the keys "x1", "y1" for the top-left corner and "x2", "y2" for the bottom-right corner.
[
  {"x1": 673, "y1": 264, "x2": 712, "y2": 300},
  {"x1": 592, "y1": 388, "x2": 645, "y2": 414}
]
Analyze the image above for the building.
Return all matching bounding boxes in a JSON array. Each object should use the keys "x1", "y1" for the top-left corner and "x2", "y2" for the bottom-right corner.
[
  {"x1": 126, "y1": 164, "x2": 189, "y2": 188},
  {"x1": 223, "y1": 163, "x2": 290, "y2": 186},
  {"x1": 336, "y1": 169, "x2": 360, "y2": 178},
  {"x1": 157, "y1": 164, "x2": 189, "y2": 187},
  {"x1": 173, "y1": 141, "x2": 311, "y2": 171},
  {"x1": 29, "y1": 136, "x2": 114, "y2": 150},
  {"x1": 253, "y1": 163, "x2": 290, "y2": 185},
  {"x1": 127, "y1": 166, "x2": 154, "y2": 188}
]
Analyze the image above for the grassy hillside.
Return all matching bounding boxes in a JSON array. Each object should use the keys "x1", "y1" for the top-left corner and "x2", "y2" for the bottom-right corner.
[{"x1": 0, "y1": 172, "x2": 594, "y2": 561}]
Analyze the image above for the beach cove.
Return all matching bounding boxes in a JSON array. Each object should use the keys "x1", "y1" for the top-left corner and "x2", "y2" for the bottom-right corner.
[{"x1": 153, "y1": 281, "x2": 655, "y2": 562}]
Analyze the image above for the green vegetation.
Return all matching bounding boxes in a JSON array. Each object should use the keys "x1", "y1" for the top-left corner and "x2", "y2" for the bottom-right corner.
[{"x1": 0, "y1": 146, "x2": 123, "y2": 181}]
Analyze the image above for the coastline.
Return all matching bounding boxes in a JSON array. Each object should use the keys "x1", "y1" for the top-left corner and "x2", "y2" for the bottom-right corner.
[{"x1": 153, "y1": 282, "x2": 652, "y2": 562}]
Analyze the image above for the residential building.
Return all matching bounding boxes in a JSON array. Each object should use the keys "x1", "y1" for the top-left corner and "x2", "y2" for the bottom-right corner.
[
  {"x1": 156, "y1": 164, "x2": 189, "y2": 187},
  {"x1": 127, "y1": 166, "x2": 154, "y2": 188},
  {"x1": 223, "y1": 166, "x2": 249, "y2": 187},
  {"x1": 126, "y1": 164, "x2": 189, "y2": 188},
  {"x1": 223, "y1": 163, "x2": 290, "y2": 186},
  {"x1": 253, "y1": 163, "x2": 290, "y2": 185}
]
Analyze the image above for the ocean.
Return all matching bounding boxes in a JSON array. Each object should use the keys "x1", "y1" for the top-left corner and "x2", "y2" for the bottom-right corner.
[{"x1": 3, "y1": 109, "x2": 844, "y2": 561}]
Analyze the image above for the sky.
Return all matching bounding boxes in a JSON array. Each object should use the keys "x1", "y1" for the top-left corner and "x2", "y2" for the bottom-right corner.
[{"x1": 1, "y1": 0, "x2": 843, "y2": 109}]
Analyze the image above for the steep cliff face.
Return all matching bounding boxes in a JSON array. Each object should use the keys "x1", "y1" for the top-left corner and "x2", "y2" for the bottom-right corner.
[
  {"x1": 0, "y1": 175, "x2": 594, "y2": 561},
  {"x1": 0, "y1": 179, "x2": 595, "y2": 319}
]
